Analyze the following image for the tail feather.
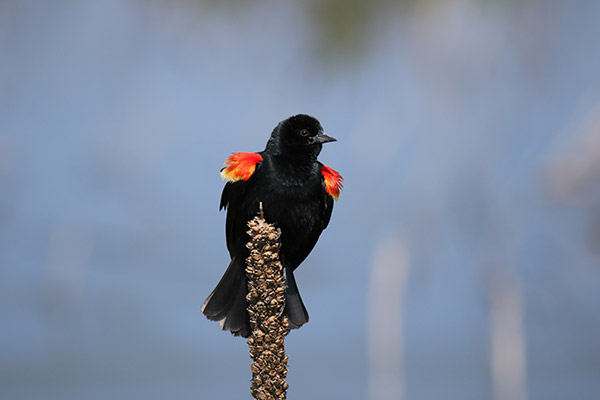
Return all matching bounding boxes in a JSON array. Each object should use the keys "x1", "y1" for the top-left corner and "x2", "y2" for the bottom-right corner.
[
  {"x1": 201, "y1": 257, "x2": 251, "y2": 336},
  {"x1": 219, "y1": 281, "x2": 252, "y2": 337},
  {"x1": 202, "y1": 259, "x2": 309, "y2": 337},
  {"x1": 283, "y1": 267, "x2": 309, "y2": 329}
]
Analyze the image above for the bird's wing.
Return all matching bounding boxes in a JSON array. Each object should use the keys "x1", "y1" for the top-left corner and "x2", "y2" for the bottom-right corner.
[
  {"x1": 219, "y1": 152, "x2": 263, "y2": 210},
  {"x1": 319, "y1": 163, "x2": 343, "y2": 230},
  {"x1": 219, "y1": 152, "x2": 264, "y2": 255},
  {"x1": 220, "y1": 152, "x2": 263, "y2": 185}
]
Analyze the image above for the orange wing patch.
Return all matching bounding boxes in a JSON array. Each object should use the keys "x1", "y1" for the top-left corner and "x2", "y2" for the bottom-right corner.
[
  {"x1": 321, "y1": 164, "x2": 343, "y2": 201},
  {"x1": 220, "y1": 152, "x2": 263, "y2": 182}
]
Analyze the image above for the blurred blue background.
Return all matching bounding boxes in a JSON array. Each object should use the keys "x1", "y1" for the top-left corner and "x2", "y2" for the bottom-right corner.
[{"x1": 1, "y1": 1, "x2": 600, "y2": 399}]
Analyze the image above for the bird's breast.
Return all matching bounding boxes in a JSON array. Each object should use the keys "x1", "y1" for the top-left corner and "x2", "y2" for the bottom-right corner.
[{"x1": 255, "y1": 167, "x2": 322, "y2": 226}]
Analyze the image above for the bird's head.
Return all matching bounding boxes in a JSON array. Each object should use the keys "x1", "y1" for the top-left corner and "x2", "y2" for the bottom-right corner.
[{"x1": 266, "y1": 114, "x2": 336, "y2": 160}]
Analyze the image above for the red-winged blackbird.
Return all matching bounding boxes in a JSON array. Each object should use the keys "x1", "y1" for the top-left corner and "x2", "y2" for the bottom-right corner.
[{"x1": 201, "y1": 114, "x2": 343, "y2": 337}]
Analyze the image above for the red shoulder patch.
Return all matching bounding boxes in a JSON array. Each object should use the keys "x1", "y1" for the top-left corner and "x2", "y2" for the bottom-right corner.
[
  {"x1": 321, "y1": 164, "x2": 343, "y2": 201},
  {"x1": 220, "y1": 152, "x2": 263, "y2": 182}
]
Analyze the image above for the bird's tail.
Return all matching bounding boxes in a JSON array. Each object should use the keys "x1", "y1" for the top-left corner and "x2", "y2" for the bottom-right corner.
[
  {"x1": 201, "y1": 257, "x2": 252, "y2": 337},
  {"x1": 283, "y1": 267, "x2": 309, "y2": 329},
  {"x1": 201, "y1": 259, "x2": 309, "y2": 337}
]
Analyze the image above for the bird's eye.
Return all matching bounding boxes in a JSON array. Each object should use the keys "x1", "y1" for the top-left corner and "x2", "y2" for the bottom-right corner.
[{"x1": 300, "y1": 129, "x2": 310, "y2": 137}]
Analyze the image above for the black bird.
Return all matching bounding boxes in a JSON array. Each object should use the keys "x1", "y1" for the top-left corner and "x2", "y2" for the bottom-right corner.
[{"x1": 201, "y1": 114, "x2": 343, "y2": 337}]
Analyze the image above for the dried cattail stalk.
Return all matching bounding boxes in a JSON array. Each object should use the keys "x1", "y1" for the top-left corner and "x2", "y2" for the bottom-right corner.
[{"x1": 246, "y1": 204, "x2": 290, "y2": 400}]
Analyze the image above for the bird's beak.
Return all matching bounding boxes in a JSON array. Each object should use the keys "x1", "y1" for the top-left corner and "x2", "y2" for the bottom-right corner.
[{"x1": 312, "y1": 132, "x2": 337, "y2": 144}]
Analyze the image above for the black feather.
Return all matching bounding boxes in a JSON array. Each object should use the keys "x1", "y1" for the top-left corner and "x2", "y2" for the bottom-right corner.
[{"x1": 202, "y1": 114, "x2": 338, "y2": 337}]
